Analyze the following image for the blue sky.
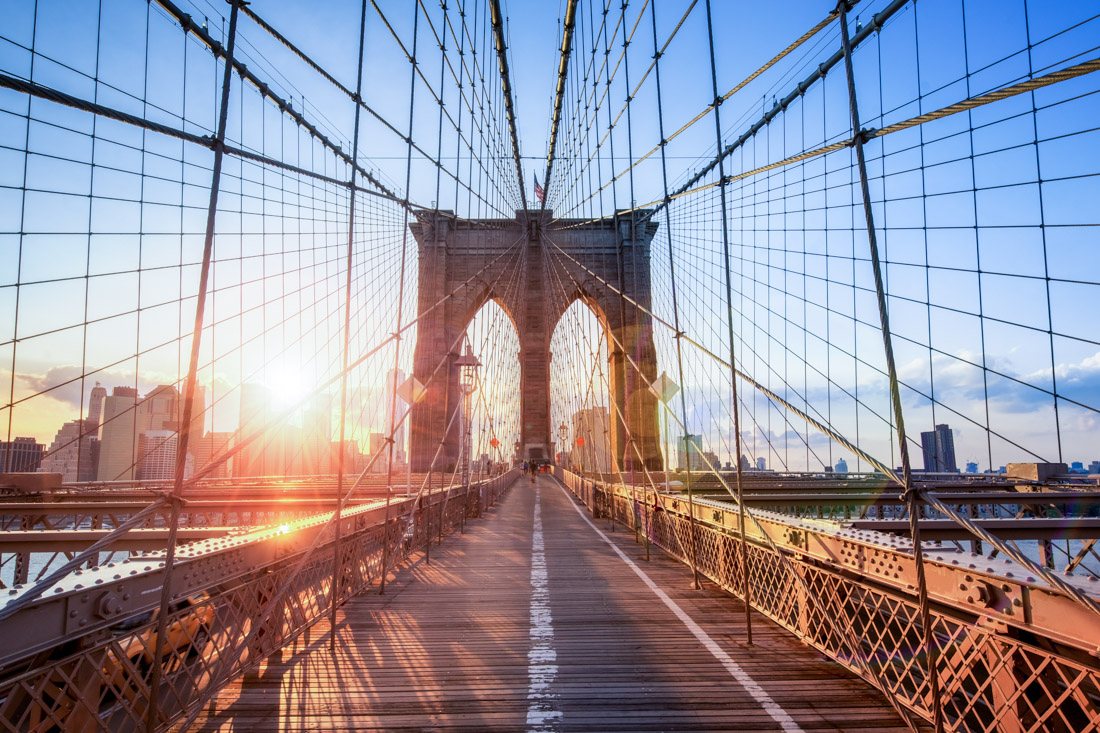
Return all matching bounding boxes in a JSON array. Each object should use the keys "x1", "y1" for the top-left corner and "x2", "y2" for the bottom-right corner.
[{"x1": 1, "y1": 0, "x2": 1098, "y2": 475}]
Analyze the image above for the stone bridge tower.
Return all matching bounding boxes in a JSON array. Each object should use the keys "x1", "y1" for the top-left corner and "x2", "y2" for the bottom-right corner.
[{"x1": 408, "y1": 209, "x2": 661, "y2": 473}]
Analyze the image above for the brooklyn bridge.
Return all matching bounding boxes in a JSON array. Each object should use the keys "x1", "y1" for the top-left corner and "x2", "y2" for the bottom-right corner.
[{"x1": 0, "y1": 0, "x2": 1098, "y2": 730}]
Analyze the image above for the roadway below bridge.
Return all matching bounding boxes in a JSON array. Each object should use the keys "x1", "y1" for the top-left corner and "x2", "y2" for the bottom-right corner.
[{"x1": 185, "y1": 474, "x2": 908, "y2": 732}]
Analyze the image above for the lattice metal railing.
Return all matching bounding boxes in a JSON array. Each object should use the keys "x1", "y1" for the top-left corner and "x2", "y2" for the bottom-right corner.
[
  {"x1": 0, "y1": 473, "x2": 514, "y2": 732},
  {"x1": 561, "y1": 471, "x2": 1100, "y2": 732}
]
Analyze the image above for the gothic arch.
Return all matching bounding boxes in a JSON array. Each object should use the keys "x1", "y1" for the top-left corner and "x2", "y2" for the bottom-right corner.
[{"x1": 408, "y1": 209, "x2": 661, "y2": 472}]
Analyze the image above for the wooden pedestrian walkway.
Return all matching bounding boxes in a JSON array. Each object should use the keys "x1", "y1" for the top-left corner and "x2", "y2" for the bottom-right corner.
[{"x1": 187, "y1": 475, "x2": 909, "y2": 731}]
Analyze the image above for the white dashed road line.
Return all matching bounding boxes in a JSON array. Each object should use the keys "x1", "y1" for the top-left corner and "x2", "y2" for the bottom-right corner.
[{"x1": 526, "y1": 482, "x2": 561, "y2": 731}]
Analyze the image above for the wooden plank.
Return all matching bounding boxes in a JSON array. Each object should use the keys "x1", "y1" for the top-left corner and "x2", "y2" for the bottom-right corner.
[{"x1": 182, "y1": 476, "x2": 914, "y2": 731}]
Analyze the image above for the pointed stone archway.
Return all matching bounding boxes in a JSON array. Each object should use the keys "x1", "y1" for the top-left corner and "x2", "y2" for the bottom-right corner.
[{"x1": 408, "y1": 209, "x2": 661, "y2": 473}]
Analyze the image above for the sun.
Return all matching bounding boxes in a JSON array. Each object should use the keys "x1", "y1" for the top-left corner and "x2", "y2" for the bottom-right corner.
[{"x1": 266, "y1": 364, "x2": 310, "y2": 410}]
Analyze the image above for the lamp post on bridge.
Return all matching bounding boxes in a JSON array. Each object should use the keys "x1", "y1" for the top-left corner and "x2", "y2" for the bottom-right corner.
[
  {"x1": 557, "y1": 422, "x2": 568, "y2": 470},
  {"x1": 455, "y1": 348, "x2": 481, "y2": 486}
]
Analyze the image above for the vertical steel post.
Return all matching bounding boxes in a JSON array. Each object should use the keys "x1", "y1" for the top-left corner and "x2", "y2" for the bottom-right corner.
[
  {"x1": 146, "y1": 2, "x2": 241, "y2": 730},
  {"x1": 837, "y1": 3, "x2": 942, "y2": 730}
]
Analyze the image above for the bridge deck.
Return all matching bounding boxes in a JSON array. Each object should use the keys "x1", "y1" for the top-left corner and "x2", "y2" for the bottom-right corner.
[{"x1": 187, "y1": 476, "x2": 908, "y2": 731}]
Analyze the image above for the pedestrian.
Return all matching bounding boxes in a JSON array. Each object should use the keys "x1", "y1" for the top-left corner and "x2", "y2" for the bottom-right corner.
[{"x1": 522, "y1": 460, "x2": 529, "y2": 475}]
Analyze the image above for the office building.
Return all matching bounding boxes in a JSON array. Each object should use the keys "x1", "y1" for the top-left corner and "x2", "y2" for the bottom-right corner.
[
  {"x1": 384, "y1": 368, "x2": 408, "y2": 465},
  {"x1": 835, "y1": 457, "x2": 849, "y2": 474},
  {"x1": 87, "y1": 383, "x2": 107, "y2": 428},
  {"x1": 236, "y1": 383, "x2": 281, "y2": 477},
  {"x1": 138, "y1": 430, "x2": 178, "y2": 481},
  {"x1": 921, "y1": 424, "x2": 958, "y2": 472},
  {"x1": 97, "y1": 387, "x2": 139, "y2": 481},
  {"x1": 191, "y1": 431, "x2": 234, "y2": 478},
  {"x1": 41, "y1": 419, "x2": 98, "y2": 482},
  {"x1": 677, "y1": 434, "x2": 704, "y2": 471},
  {"x1": 1, "y1": 437, "x2": 44, "y2": 473}
]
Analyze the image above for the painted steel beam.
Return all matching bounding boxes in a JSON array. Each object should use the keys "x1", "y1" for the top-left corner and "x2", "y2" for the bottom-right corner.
[
  {"x1": 0, "y1": 527, "x2": 234, "y2": 552},
  {"x1": 848, "y1": 517, "x2": 1100, "y2": 540}
]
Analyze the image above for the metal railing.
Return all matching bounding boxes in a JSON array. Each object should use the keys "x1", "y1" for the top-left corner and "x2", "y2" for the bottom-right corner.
[
  {"x1": 0, "y1": 471, "x2": 517, "y2": 732},
  {"x1": 558, "y1": 469, "x2": 1100, "y2": 732}
]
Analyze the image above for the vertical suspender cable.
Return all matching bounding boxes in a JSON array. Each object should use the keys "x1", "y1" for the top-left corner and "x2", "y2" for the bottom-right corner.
[
  {"x1": 647, "y1": 0, "x2": 700, "y2": 591},
  {"x1": 331, "y1": 0, "x2": 370, "y2": 652},
  {"x1": 147, "y1": 1, "x2": 241, "y2": 730},
  {"x1": 703, "y1": 0, "x2": 753, "y2": 645},
  {"x1": 382, "y1": 0, "x2": 421, "y2": 595},
  {"x1": 836, "y1": 3, "x2": 943, "y2": 730}
]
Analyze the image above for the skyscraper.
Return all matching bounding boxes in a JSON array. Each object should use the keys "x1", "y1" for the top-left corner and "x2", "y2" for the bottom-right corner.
[
  {"x1": 97, "y1": 387, "x2": 139, "y2": 481},
  {"x1": 40, "y1": 419, "x2": 98, "y2": 482},
  {"x1": 138, "y1": 430, "x2": 181, "y2": 481},
  {"x1": 87, "y1": 383, "x2": 107, "y2": 428},
  {"x1": 835, "y1": 457, "x2": 849, "y2": 474},
  {"x1": 677, "y1": 434, "x2": 704, "y2": 471},
  {"x1": 236, "y1": 383, "x2": 287, "y2": 477},
  {"x1": 191, "y1": 431, "x2": 234, "y2": 478},
  {"x1": 1, "y1": 437, "x2": 44, "y2": 473},
  {"x1": 368, "y1": 432, "x2": 388, "y2": 473},
  {"x1": 921, "y1": 424, "x2": 958, "y2": 473},
  {"x1": 384, "y1": 368, "x2": 407, "y2": 465},
  {"x1": 300, "y1": 393, "x2": 332, "y2": 475}
]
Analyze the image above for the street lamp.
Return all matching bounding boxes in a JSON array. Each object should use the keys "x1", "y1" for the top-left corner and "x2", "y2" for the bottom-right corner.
[
  {"x1": 557, "y1": 422, "x2": 568, "y2": 468},
  {"x1": 454, "y1": 347, "x2": 480, "y2": 485}
]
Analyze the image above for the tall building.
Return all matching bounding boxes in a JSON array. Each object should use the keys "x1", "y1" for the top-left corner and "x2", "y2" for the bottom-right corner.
[
  {"x1": 384, "y1": 368, "x2": 408, "y2": 465},
  {"x1": 368, "y1": 432, "x2": 388, "y2": 473},
  {"x1": 87, "y1": 383, "x2": 107, "y2": 428},
  {"x1": 97, "y1": 387, "x2": 139, "y2": 481},
  {"x1": 191, "y1": 431, "x2": 234, "y2": 478},
  {"x1": 571, "y1": 407, "x2": 610, "y2": 472},
  {"x1": 921, "y1": 424, "x2": 958, "y2": 473},
  {"x1": 1089, "y1": 460, "x2": 1100, "y2": 474},
  {"x1": 300, "y1": 393, "x2": 332, "y2": 475},
  {"x1": 236, "y1": 383, "x2": 281, "y2": 477},
  {"x1": 137, "y1": 430, "x2": 179, "y2": 481},
  {"x1": 835, "y1": 457, "x2": 849, "y2": 474},
  {"x1": 40, "y1": 419, "x2": 98, "y2": 482},
  {"x1": 331, "y1": 440, "x2": 367, "y2": 476},
  {"x1": 677, "y1": 434, "x2": 704, "y2": 471},
  {"x1": 1, "y1": 437, "x2": 45, "y2": 473},
  {"x1": 136, "y1": 385, "x2": 202, "y2": 481},
  {"x1": 756, "y1": 456, "x2": 766, "y2": 472},
  {"x1": 96, "y1": 384, "x2": 204, "y2": 482}
]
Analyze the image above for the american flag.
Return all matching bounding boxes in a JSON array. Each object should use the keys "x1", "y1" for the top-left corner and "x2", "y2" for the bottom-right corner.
[{"x1": 534, "y1": 173, "x2": 544, "y2": 203}]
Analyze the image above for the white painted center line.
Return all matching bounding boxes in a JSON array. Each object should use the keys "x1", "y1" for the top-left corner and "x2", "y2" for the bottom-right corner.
[
  {"x1": 526, "y1": 482, "x2": 561, "y2": 731},
  {"x1": 554, "y1": 479, "x2": 804, "y2": 733}
]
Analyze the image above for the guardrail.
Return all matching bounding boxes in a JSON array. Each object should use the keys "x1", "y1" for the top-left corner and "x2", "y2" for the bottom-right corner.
[
  {"x1": 0, "y1": 470, "x2": 518, "y2": 731},
  {"x1": 557, "y1": 469, "x2": 1100, "y2": 732}
]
